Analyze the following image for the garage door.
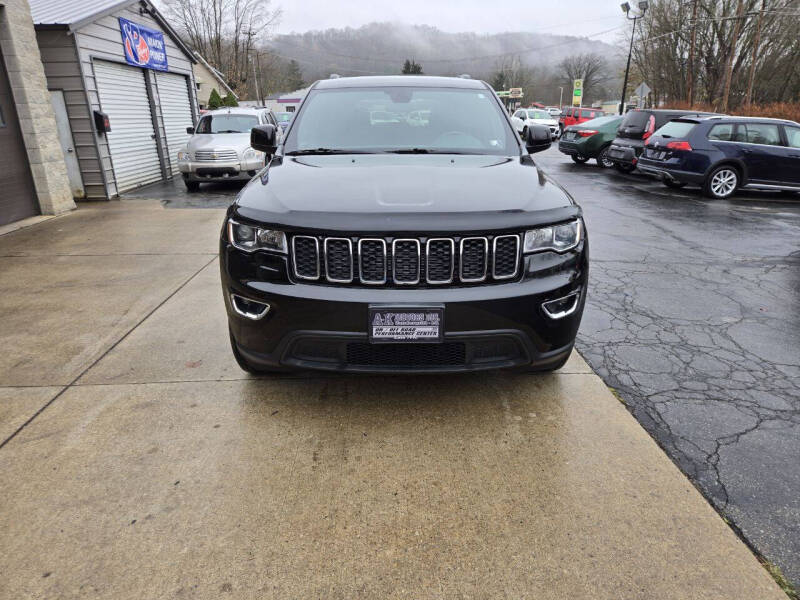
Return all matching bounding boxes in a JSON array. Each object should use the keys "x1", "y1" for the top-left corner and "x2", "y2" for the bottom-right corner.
[
  {"x1": 156, "y1": 72, "x2": 194, "y2": 175},
  {"x1": 94, "y1": 60, "x2": 161, "y2": 192},
  {"x1": 0, "y1": 46, "x2": 38, "y2": 226}
]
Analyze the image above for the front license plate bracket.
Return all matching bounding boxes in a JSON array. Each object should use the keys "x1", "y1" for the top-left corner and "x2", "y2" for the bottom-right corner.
[{"x1": 368, "y1": 305, "x2": 444, "y2": 343}]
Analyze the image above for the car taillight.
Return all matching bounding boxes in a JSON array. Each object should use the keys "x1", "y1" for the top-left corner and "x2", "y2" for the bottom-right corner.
[
  {"x1": 642, "y1": 114, "x2": 656, "y2": 140},
  {"x1": 666, "y1": 141, "x2": 693, "y2": 151},
  {"x1": 577, "y1": 130, "x2": 598, "y2": 137}
]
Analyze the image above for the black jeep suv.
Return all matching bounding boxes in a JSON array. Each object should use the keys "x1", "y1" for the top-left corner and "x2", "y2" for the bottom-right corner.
[{"x1": 220, "y1": 76, "x2": 588, "y2": 374}]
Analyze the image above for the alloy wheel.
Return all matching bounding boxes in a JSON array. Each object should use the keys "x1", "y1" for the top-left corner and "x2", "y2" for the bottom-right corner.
[{"x1": 710, "y1": 168, "x2": 738, "y2": 198}]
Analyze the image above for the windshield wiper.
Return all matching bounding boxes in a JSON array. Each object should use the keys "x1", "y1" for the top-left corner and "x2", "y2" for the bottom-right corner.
[
  {"x1": 216, "y1": 130, "x2": 243, "y2": 134},
  {"x1": 286, "y1": 148, "x2": 373, "y2": 155},
  {"x1": 383, "y1": 148, "x2": 481, "y2": 155}
]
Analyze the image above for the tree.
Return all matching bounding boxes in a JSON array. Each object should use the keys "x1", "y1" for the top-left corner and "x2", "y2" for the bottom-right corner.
[
  {"x1": 165, "y1": 0, "x2": 281, "y2": 95},
  {"x1": 285, "y1": 60, "x2": 305, "y2": 91},
  {"x1": 401, "y1": 59, "x2": 423, "y2": 75},
  {"x1": 208, "y1": 88, "x2": 223, "y2": 109},
  {"x1": 222, "y1": 92, "x2": 238, "y2": 107},
  {"x1": 557, "y1": 53, "x2": 608, "y2": 103}
]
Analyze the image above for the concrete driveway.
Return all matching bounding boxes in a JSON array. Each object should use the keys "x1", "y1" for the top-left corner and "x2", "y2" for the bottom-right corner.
[{"x1": 0, "y1": 199, "x2": 788, "y2": 598}]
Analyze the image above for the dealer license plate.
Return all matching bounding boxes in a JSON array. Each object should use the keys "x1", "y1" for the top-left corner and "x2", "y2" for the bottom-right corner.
[{"x1": 369, "y1": 306, "x2": 444, "y2": 343}]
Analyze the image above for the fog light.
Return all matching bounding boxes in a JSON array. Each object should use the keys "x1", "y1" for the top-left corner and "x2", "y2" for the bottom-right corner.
[
  {"x1": 542, "y1": 291, "x2": 580, "y2": 319},
  {"x1": 230, "y1": 294, "x2": 270, "y2": 320}
]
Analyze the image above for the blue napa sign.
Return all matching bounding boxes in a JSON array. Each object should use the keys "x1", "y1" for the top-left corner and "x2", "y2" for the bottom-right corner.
[{"x1": 119, "y1": 17, "x2": 168, "y2": 72}]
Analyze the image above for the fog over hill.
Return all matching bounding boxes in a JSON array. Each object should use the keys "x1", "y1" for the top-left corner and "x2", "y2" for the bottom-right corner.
[{"x1": 268, "y1": 22, "x2": 622, "y2": 83}]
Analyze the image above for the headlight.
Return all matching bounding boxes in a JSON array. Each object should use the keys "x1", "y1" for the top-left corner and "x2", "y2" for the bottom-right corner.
[
  {"x1": 227, "y1": 219, "x2": 287, "y2": 253},
  {"x1": 523, "y1": 219, "x2": 582, "y2": 253},
  {"x1": 177, "y1": 150, "x2": 190, "y2": 161},
  {"x1": 242, "y1": 148, "x2": 265, "y2": 162}
]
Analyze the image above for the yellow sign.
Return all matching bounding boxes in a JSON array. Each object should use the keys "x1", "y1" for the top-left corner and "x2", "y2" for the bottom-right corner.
[{"x1": 572, "y1": 79, "x2": 583, "y2": 106}]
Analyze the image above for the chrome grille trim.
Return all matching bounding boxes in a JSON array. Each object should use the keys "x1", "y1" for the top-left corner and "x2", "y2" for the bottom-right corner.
[
  {"x1": 425, "y1": 238, "x2": 455, "y2": 284},
  {"x1": 459, "y1": 237, "x2": 488, "y2": 283},
  {"x1": 324, "y1": 237, "x2": 354, "y2": 283},
  {"x1": 291, "y1": 235, "x2": 320, "y2": 280},
  {"x1": 492, "y1": 234, "x2": 520, "y2": 280},
  {"x1": 392, "y1": 238, "x2": 421, "y2": 285},
  {"x1": 194, "y1": 149, "x2": 239, "y2": 162},
  {"x1": 357, "y1": 238, "x2": 387, "y2": 284}
]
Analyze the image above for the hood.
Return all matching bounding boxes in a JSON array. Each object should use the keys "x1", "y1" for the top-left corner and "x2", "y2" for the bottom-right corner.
[
  {"x1": 234, "y1": 154, "x2": 579, "y2": 232},
  {"x1": 528, "y1": 118, "x2": 558, "y2": 127},
  {"x1": 188, "y1": 133, "x2": 251, "y2": 155}
]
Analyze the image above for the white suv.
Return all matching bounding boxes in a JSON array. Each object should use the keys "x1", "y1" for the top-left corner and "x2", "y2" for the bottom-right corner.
[
  {"x1": 510, "y1": 109, "x2": 560, "y2": 140},
  {"x1": 178, "y1": 108, "x2": 281, "y2": 191}
]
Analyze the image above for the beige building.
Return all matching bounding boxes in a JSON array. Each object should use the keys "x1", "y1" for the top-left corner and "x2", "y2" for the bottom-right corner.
[
  {"x1": 0, "y1": 0, "x2": 74, "y2": 226},
  {"x1": 192, "y1": 52, "x2": 237, "y2": 110}
]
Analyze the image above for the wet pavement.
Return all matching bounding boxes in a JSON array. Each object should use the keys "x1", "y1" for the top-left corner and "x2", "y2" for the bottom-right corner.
[
  {"x1": 0, "y1": 200, "x2": 788, "y2": 598},
  {"x1": 535, "y1": 145, "x2": 800, "y2": 590}
]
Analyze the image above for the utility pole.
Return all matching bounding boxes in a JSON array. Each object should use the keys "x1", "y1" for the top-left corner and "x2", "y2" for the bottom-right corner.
[
  {"x1": 720, "y1": 0, "x2": 745, "y2": 113},
  {"x1": 745, "y1": 0, "x2": 766, "y2": 108},
  {"x1": 687, "y1": 0, "x2": 699, "y2": 106}
]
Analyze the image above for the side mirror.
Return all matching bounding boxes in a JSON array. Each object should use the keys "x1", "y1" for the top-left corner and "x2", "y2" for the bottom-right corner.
[
  {"x1": 251, "y1": 124, "x2": 277, "y2": 155},
  {"x1": 525, "y1": 124, "x2": 551, "y2": 154},
  {"x1": 186, "y1": 126, "x2": 195, "y2": 135}
]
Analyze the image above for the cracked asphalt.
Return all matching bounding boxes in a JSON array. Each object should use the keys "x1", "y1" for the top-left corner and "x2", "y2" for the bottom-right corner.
[{"x1": 535, "y1": 145, "x2": 800, "y2": 590}]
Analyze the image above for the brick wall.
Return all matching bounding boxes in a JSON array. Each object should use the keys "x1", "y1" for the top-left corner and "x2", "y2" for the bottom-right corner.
[{"x1": 0, "y1": 0, "x2": 75, "y2": 215}]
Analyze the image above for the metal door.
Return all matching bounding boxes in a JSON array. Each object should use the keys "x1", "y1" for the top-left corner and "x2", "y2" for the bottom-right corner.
[
  {"x1": 94, "y1": 60, "x2": 161, "y2": 192},
  {"x1": 0, "y1": 45, "x2": 38, "y2": 225},
  {"x1": 155, "y1": 71, "x2": 194, "y2": 175},
  {"x1": 50, "y1": 90, "x2": 84, "y2": 198}
]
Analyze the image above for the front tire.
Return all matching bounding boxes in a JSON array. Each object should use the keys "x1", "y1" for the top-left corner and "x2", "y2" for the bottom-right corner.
[
  {"x1": 185, "y1": 180, "x2": 200, "y2": 192},
  {"x1": 571, "y1": 155, "x2": 589, "y2": 164},
  {"x1": 596, "y1": 145, "x2": 614, "y2": 168},
  {"x1": 703, "y1": 165, "x2": 739, "y2": 199}
]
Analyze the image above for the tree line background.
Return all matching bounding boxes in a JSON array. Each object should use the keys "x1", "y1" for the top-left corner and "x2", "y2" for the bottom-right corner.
[{"x1": 164, "y1": 0, "x2": 799, "y2": 117}]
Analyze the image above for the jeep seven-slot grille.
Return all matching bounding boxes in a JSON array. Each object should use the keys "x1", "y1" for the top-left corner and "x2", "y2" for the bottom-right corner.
[{"x1": 291, "y1": 233, "x2": 521, "y2": 287}]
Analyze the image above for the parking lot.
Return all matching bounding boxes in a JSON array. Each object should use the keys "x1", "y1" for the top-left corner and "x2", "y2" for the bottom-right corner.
[{"x1": 0, "y1": 145, "x2": 797, "y2": 598}]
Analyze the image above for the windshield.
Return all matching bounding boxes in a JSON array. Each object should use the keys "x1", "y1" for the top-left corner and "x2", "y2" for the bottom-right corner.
[
  {"x1": 654, "y1": 120, "x2": 697, "y2": 139},
  {"x1": 528, "y1": 110, "x2": 551, "y2": 120},
  {"x1": 275, "y1": 113, "x2": 292, "y2": 122},
  {"x1": 284, "y1": 86, "x2": 518, "y2": 155},
  {"x1": 196, "y1": 114, "x2": 259, "y2": 134}
]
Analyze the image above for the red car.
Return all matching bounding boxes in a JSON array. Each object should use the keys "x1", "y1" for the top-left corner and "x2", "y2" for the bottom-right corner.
[{"x1": 559, "y1": 107, "x2": 606, "y2": 135}]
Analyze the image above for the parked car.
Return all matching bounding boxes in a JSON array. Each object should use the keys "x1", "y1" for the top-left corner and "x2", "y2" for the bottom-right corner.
[
  {"x1": 221, "y1": 75, "x2": 587, "y2": 374},
  {"x1": 558, "y1": 115, "x2": 625, "y2": 167},
  {"x1": 511, "y1": 108, "x2": 560, "y2": 140},
  {"x1": 274, "y1": 111, "x2": 293, "y2": 132},
  {"x1": 178, "y1": 107, "x2": 282, "y2": 191},
  {"x1": 545, "y1": 106, "x2": 562, "y2": 117},
  {"x1": 606, "y1": 108, "x2": 717, "y2": 173},
  {"x1": 558, "y1": 107, "x2": 606, "y2": 135},
  {"x1": 637, "y1": 116, "x2": 800, "y2": 199}
]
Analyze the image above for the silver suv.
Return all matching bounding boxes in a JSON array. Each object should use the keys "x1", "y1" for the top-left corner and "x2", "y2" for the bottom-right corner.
[{"x1": 178, "y1": 108, "x2": 281, "y2": 191}]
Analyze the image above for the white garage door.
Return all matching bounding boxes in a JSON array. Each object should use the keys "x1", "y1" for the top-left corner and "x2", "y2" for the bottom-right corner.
[
  {"x1": 94, "y1": 60, "x2": 162, "y2": 192},
  {"x1": 156, "y1": 71, "x2": 194, "y2": 175}
]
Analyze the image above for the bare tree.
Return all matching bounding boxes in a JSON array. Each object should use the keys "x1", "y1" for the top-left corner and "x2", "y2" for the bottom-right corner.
[
  {"x1": 164, "y1": 0, "x2": 281, "y2": 94},
  {"x1": 557, "y1": 53, "x2": 608, "y2": 102}
]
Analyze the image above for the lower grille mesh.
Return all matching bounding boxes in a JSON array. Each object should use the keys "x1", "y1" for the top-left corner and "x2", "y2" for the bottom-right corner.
[{"x1": 346, "y1": 342, "x2": 466, "y2": 367}]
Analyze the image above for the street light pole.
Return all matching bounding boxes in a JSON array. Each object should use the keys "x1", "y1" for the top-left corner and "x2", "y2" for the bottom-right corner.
[
  {"x1": 619, "y1": 2, "x2": 649, "y2": 115},
  {"x1": 558, "y1": 87, "x2": 564, "y2": 109}
]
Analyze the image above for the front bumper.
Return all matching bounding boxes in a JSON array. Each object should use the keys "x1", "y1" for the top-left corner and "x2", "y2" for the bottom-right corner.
[
  {"x1": 221, "y1": 245, "x2": 588, "y2": 373},
  {"x1": 179, "y1": 159, "x2": 263, "y2": 182}
]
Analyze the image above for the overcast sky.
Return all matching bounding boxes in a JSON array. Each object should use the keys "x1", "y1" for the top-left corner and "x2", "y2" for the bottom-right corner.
[{"x1": 275, "y1": 0, "x2": 626, "y2": 38}]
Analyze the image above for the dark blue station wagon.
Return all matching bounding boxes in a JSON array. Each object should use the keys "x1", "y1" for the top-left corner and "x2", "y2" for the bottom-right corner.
[{"x1": 637, "y1": 116, "x2": 800, "y2": 199}]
